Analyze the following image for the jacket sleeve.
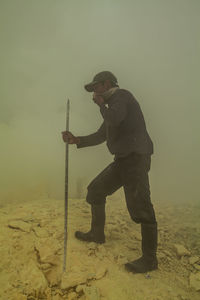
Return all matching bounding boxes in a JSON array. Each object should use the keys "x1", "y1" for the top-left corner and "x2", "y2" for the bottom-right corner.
[
  {"x1": 99, "y1": 96, "x2": 127, "y2": 126},
  {"x1": 76, "y1": 122, "x2": 106, "y2": 148}
]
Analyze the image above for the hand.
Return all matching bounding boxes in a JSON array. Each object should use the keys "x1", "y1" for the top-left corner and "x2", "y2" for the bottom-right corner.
[
  {"x1": 93, "y1": 93, "x2": 104, "y2": 106},
  {"x1": 61, "y1": 131, "x2": 80, "y2": 144}
]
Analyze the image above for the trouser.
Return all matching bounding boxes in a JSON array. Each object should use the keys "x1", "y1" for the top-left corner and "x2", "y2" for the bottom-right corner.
[{"x1": 86, "y1": 152, "x2": 156, "y2": 224}]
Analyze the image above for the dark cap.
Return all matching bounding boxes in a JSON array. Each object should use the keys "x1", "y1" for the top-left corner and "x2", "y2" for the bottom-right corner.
[{"x1": 84, "y1": 71, "x2": 118, "y2": 92}]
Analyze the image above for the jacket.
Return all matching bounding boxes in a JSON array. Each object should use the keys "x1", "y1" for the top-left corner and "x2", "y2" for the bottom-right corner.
[{"x1": 77, "y1": 88, "x2": 153, "y2": 159}]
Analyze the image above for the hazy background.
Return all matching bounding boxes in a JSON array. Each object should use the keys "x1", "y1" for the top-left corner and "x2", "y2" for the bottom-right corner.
[{"x1": 0, "y1": 0, "x2": 199, "y2": 204}]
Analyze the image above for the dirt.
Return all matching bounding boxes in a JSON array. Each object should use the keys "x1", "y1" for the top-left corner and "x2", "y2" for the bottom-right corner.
[{"x1": 0, "y1": 197, "x2": 200, "y2": 300}]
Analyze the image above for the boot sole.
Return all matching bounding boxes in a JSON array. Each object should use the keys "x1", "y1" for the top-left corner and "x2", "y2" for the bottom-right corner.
[
  {"x1": 125, "y1": 261, "x2": 158, "y2": 273},
  {"x1": 75, "y1": 231, "x2": 105, "y2": 244}
]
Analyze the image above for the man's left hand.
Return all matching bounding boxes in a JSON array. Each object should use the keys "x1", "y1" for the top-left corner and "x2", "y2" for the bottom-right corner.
[{"x1": 93, "y1": 93, "x2": 105, "y2": 106}]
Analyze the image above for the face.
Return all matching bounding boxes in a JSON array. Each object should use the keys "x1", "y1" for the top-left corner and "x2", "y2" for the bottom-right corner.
[{"x1": 92, "y1": 80, "x2": 111, "y2": 94}]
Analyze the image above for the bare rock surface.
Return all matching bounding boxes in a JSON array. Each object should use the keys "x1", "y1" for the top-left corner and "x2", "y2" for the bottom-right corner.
[
  {"x1": 20, "y1": 259, "x2": 48, "y2": 296},
  {"x1": 8, "y1": 220, "x2": 31, "y2": 232},
  {"x1": 189, "y1": 256, "x2": 199, "y2": 265},
  {"x1": 1, "y1": 197, "x2": 200, "y2": 299},
  {"x1": 61, "y1": 271, "x2": 88, "y2": 290},
  {"x1": 190, "y1": 272, "x2": 200, "y2": 291},
  {"x1": 173, "y1": 244, "x2": 191, "y2": 258},
  {"x1": 83, "y1": 286, "x2": 101, "y2": 300},
  {"x1": 95, "y1": 266, "x2": 107, "y2": 280}
]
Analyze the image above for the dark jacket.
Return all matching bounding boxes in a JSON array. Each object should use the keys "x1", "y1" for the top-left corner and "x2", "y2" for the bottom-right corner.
[{"x1": 77, "y1": 89, "x2": 153, "y2": 158}]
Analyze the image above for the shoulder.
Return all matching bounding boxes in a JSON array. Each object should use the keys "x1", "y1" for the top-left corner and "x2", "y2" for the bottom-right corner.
[{"x1": 113, "y1": 88, "x2": 138, "y2": 104}]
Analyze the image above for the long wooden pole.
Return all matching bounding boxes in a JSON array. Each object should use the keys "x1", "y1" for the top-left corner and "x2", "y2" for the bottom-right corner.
[{"x1": 63, "y1": 99, "x2": 70, "y2": 272}]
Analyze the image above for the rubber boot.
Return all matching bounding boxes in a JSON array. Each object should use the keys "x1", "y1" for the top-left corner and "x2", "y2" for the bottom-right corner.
[
  {"x1": 75, "y1": 204, "x2": 105, "y2": 244},
  {"x1": 125, "y1": 222, "x2": 158, "y2": 273}
]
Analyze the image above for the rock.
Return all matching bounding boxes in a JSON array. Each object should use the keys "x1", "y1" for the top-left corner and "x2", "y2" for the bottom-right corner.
[
  {"x1": 44, "y1": 267, "x2": 62, "y2": 287},
  {"x1": 87, "y1": 273, "x2": 96, "y2": 280},
  {"x1": 8, "y1": 220, "x2": 31, "y2": 232},
  {"x1": 179, "y1": 295, "x2": 190, "y2": 300},
  {"x1": 40, "y1": 263, "x2": 52, "y2": 271},
  {"x1": 33, "y1": 226, "x2": 49, "y2": 237},
  {"x1": 95, "y1": 266, "x2": 107, "y2": 280},
  {"x1": 68, "y1": 291, "x2": 77, "y2": 300},
  {"x1": 61, "y1": 271, "x2": 88, "y2": 290},
  {"x1": 189, "y1": 272, "x2": 200, "y2": 291},
  {"x1": 87, "y1": 249, "x2": 95, "y2": 256},
  {"x1": 51, "y1": 289, "x2": 64, "y2": 300},
  {"x1": 20, "y1": 260, "x2": 48, "y2": 297},
  {"x1": 34, "y1": 238, "x2": 61, "y2": 265},
  {"x1": 95, "y1": 251, "x2": 104, "y2": 260},
  {"x1": 158, "y1": 252, "x2": 166, "y2": 259},
  {"x1": 173, "y1": 244, "x2": 191, "y2": 258},
  {"x1": 76, "y1": 285, "x2": 86, "y2": 293},
  {"x1": 44, "y1": 287, "x2": 52, "y2": 300},
  {"x1": 15, "y1": 294, "x2": 27, "y2": 300},
  {"x1": 163, "y1": 250, "x2": 172, "y2": 257},
  {"x1": 116, "y1": 254, "x2": 127, "y2": 265},
  {"x1": 87, "y1": 242, "x2": 98, "y2": 250},
  {"x1": 52, "y1": 295, "x2": 63, "y2": 300},
  {"x1": 83, "y1": 286, "x2": 101, "y2": 300},
  {"x1": 189, "y1": 256, "x2": 199, "y2": 265},
  {"x1": 133, "y1": 231, "x2": 141, "y2": 241},
  {"x1": 97, "y1": 245, "x2": 107, "y2": 254},
  {"x1": 194, "y1": 264, "x2": 200, "y2": 271}
]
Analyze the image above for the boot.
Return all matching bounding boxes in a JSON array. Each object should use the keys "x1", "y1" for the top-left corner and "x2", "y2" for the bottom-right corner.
[
  {"x1": 125, "y1": 222, "x2": 158, "y2": 273},
  {"x1": 75, "y1": 204, "x2": 105, "y2": 244}
]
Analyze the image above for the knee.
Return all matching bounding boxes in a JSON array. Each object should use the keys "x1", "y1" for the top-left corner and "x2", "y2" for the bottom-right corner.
[
  {"x1": 128, "y1": 212, "x2": 141, "y2": 224},
  {"x1": 86, "y1": 183, "x2": 106, "y2": 205},
  {"x1": 127, "y1": 206, "x2": 156, "y2": 224}
]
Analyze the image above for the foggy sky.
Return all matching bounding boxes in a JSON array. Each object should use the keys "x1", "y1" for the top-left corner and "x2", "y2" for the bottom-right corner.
[{"x1": 0, "y1": 0, "x2": 199, "y2": 203}]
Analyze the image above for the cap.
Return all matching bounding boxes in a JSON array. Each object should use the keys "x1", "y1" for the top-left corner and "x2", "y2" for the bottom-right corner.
[{"x1": 84, "y1": 71, "x2": 118, "y2": 92}]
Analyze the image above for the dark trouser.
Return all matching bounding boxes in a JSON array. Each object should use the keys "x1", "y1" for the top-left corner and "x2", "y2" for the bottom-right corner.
[{"x1": 86, "y1": 152, "x2": 156, "y2": 224}]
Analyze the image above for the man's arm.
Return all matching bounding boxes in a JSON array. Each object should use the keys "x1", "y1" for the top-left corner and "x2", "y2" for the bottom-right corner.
[
  {"x1": 76, "y1": 122, "x2": 106, "y2": 148},
  {"x1": 99, "y1": 96, "x2": 127, "y2": 127}
]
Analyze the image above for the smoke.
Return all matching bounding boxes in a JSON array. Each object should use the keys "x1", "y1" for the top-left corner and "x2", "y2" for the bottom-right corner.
[{"x1": 0, "y1": 0, "x2": 199, "y2": 203}]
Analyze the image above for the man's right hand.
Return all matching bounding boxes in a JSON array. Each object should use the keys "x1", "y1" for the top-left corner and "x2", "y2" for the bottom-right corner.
[{"x1": 61, "y1": 131, "x2": 80, "y2": 144}]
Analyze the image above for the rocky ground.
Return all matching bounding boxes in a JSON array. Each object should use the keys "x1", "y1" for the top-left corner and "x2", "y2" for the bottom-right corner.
[{"x1": 0, "y1": 196, "x2": 200, "y2": 300}]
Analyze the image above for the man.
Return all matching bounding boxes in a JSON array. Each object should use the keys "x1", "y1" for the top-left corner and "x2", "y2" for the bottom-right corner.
[{"x1": 62, "y1": 71, "x2": 158, "y2": 273}]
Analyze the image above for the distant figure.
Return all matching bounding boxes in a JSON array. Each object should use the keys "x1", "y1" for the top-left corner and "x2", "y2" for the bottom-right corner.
[{"x1": 62, "y1": 71, "x2": 158, "y2": 273}]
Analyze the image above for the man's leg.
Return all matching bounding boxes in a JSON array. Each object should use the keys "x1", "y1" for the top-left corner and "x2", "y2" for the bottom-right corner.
[
  {"x1": 121, "y1": 154, "x2": 158, "y2": 273},
  {"x1": 75, "y1": 161, "x2": 122, "y2": 243}
]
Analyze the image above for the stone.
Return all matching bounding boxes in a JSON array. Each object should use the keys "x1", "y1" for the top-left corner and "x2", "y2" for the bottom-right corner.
[
  {"x1": 44, "y1": 267, "x2": 62, "y2": 287},
  {"x1": 189, "y1": 256, "x2": 199, "y2": 265},
  {"x1": 194, "y1": 264, "x2": 200, "y2": 271},
  {"x1": 20, "y1": 260, "x2": 48, "y2": 297},
  {"x1": 173, "y1": 244, "x2": 191, "y2": 258},
  {"x1": 158, "y1": 252, "x2": 166, "y2": 259},
  {"x1": 44, "y1": 287, "x2": 52, "y2": 300},
  {"x1": 8, "y1": 220, "x2": 31, "y2": 233},
  {"x1": 97, "y1": 245, "x2": 107, "y2": 254},
  {"x1": 163, "y1": 250, "x2": 172, "y2": 257},
  {"x1": 68, "y1": 291, "x2": 77, "y2": 300},
  {"x1": 40, "y1": 263, "x2": 52, "y2": 271},
  {"x1": 52, "y1": 295, "x2": 63, "y2": 300},
  {"x1": 133, "y1": 231, "x2": 141, "y2": 241},
  {"x1": 87, "y1": 273, "x2": 96, "y2": 280},
  {"x1": 83, "y1": 286, "x2": 101, "y2": 300},
  {"x1": 76, "y1": 285, "x2": 86, "y2": 293},
  {"x1": 189, "y1": 272, "x2": 200, "y2": 291},
  {"x1": 61, "y1": 271, "x2": 88, "y2": 290},
  {"x1": 87, "y1": 242, "x2": 98, "y2": 250},
  {"x1": 33, "y1": 226, "x2": 49, "y2": 237},
  {"x1": 16, "y1": 294, "x2": 27, "y2": 300},
  {"x1": 34, "y1": 238, "x2": 61, "y2": 265},
  {"x1": 95, "y1": 267, "x2": 107, "y2": 280},
  {"x1": 95, "y1": 251, "x2": 104, "y2": 260}
]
